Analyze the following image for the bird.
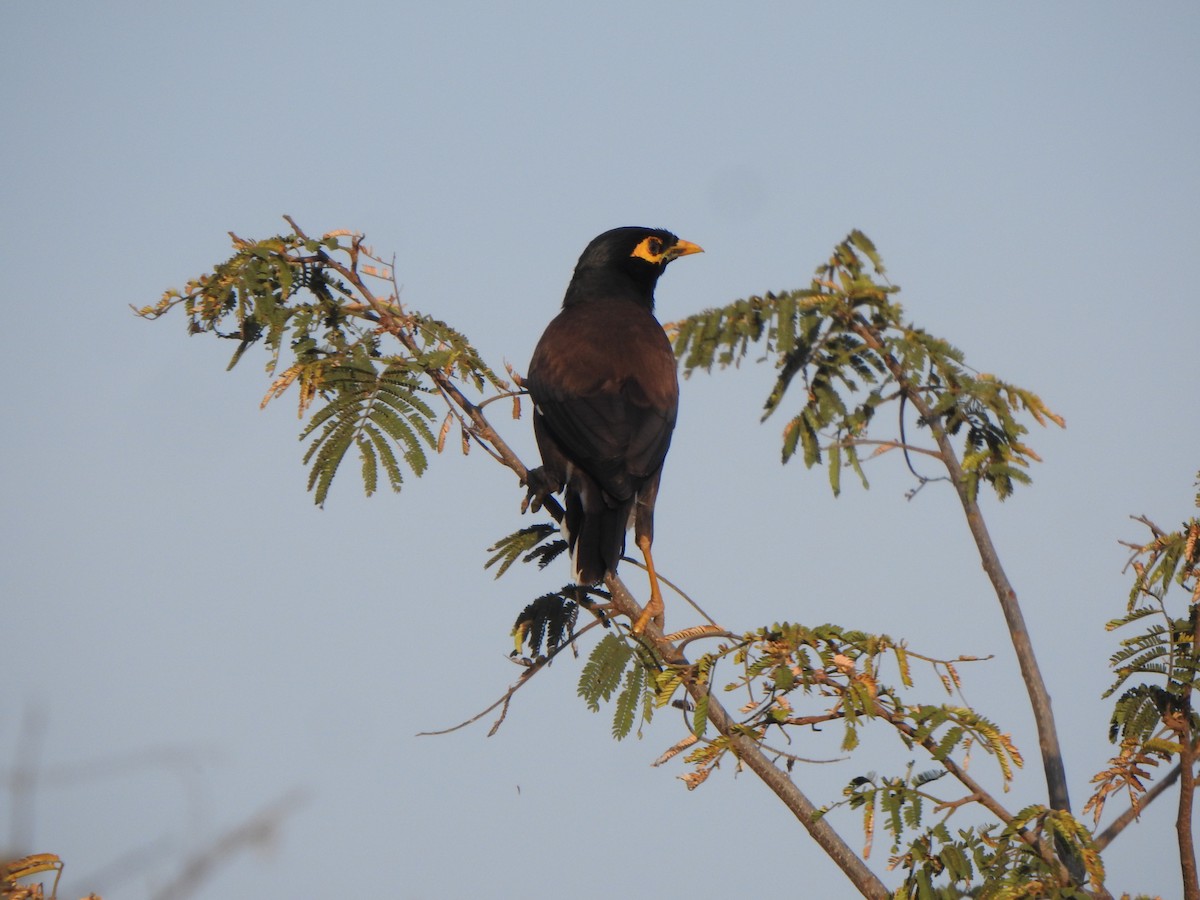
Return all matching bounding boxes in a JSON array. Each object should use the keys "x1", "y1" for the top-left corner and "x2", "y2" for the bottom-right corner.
[{"x1": 523, "y1": 227, "x2": 702, "y2": 634}]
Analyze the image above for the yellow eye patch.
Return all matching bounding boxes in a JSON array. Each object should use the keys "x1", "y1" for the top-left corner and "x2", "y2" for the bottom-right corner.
[
  {"x1": 631, "y1": 236, "x2": 666, "y2": 263},
  {"x1": 631, "y1": 235, "x2": 704, "y2": 264}
]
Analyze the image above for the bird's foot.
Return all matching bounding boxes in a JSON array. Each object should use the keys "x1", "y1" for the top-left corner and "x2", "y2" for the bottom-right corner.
[
  {"x1": 630, "y1": 593, "x2": 664, "y2": 636},
  {"x1": 631, "y1": 534, "x2": 667, "y2": 636},
  {"x1": 521, "y1": 466, "x2": 561, "y2": 514}
]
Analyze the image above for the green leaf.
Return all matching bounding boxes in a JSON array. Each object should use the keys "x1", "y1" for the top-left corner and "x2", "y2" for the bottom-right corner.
[
  {"x1": 578, "y1": 634, "x2": 634, "y2": 713},
  {"x1": 612, "y1": 664, "x2": 645, "y2": 740},
  {"x1": 512, "y1": 590, "x2": 581, "y2": 657},
  {"x1": 485, "y1": 524, "x2": 562, "y2": 578},
  {"x1": 666, "y1": 232, "x2": 1061, "y2": 501},
  {"x1": 692, "y1": 688, "x2": 710, "y2": 739},
  {"x1": 774, "y1": 664, "x2": 795, "y2": 692},
  {"x1": 298, "y1": 360, "x2": 436, "y2": 505},
  {"x1": 828, "y1": 441, "x2": 842, "y2": 496}
]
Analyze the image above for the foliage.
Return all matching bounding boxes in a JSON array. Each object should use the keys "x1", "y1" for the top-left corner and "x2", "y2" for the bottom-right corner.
[
  {"x1": 297, "y1": 355, "x2": 436, "y2": 503},
  {"x1": 887, "y1": 810, "x2": 1103, "y2": 900},
  {"x1": 2, "y1": 854, "x2": 62, "y2": 900},
  {"x1": 669, "y1": 231, "x2": 1063, "y2": 501},
  {"x1": 144, "y1": 220, "x2": 1192, "y2": 899},
  {"x1": 549, "y1": 616, "x2": 1105, "y2": 894},
  {"x1": 1085, "y1": 477, "x2": 1200, "y2": 828},
  {"x1": 485, "y1": 524, "x2": 567, "y2": 579},
  {"x1": 134, "y1": 222, "x2": 508, "y2": 505},
  {"x1": 509, "y1": 587, "x2": 602, "y2": 659}
]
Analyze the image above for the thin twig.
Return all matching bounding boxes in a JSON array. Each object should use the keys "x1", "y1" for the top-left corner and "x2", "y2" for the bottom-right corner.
[
  {"x1": 476, "y1": 389, "x2": 525, "y2": 411},
  {"x1": 289, "y1": 216, "x2": 557, "y2": 506},
  {"x1": 416, "y1": 620, "x2": 603, "y2": 737},
  {"x1": 148, "y1": 790, "x2": 307, "y2": 900},
  {"x1": 829, "y1": 437, "x2": 944, "y2": 461},
  {"x1": 619, "y1": 555, "x2": 720, "y2": 627}
]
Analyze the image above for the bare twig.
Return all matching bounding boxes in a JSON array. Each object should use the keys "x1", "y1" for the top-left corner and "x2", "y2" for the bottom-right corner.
[
  {"x1": 416, "y1": 619, "x2": 604, "y2": 737},
  {"x1": 618, "y1": 556, "x2": 720, "y2": 628},
  {"x1": 1180, "y1": 739, "x2": 1198, "y2": 898},
  {"x1": 149, "y1": 790, "x2": 307, "y2": 900},
  {"x1": 829, "y1": 437, "x2": 944, "y2": 462}
]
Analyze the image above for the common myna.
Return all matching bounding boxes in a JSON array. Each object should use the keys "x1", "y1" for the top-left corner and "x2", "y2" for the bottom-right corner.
[{"x1": 524, "y1": 227, "x2": 702, "y2": 633}]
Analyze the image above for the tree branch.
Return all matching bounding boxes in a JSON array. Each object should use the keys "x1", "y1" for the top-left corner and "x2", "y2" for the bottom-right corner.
[
  {"x1": 301, "y1": 238, "x2": 891, "y2": 895},
  {"x1": 880, "y1": 707, "x2": 1065, "y2": 877},
  {"x1": 161, "y1": 225, "x2": 1118, "y2": 897},
  {"x1": 602, "y1": 575, "x2": 890, "y2": 898},
  {"x1": 395, "y1": 332, "x2": 890, "y2": 896},
  {"x1": 413, "y1": 372, "x2": 892, "y2": 895},
  {"x1": 1179, "y1": 607, "x2": 1199, "y2": 899},
  {"x1": 285, "y1": 218, "x2": 558, "y2": 512},
  {"x1": 848, "y1": 317, "x2": 1081, "y2": 884},
  {"x1": 850, "y1": 323, "x2": 1068, "y2": 799}
]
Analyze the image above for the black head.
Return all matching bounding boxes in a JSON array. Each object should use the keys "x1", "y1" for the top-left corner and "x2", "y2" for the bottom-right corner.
[{"x1": 565, "y1": 227, "x2": 702, "y2": 307}]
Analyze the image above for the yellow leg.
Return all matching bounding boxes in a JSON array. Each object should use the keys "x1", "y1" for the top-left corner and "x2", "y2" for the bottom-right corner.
[{"x1": 631, "y1": 533, "x2": 665, "y2": 635}]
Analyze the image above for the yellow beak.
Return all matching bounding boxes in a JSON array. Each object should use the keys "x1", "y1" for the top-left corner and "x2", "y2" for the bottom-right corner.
[{"x1": 668, "y1": 239, "x2": 704, "y2": 259}]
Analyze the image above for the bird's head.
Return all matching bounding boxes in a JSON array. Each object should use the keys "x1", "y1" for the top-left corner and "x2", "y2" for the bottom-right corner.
[{"x1": 567, "y1": 227, "x2": 703, "y2": 306}]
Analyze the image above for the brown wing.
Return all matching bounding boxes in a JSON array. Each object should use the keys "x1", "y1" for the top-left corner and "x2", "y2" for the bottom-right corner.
[{"x1": 526, "y1": 297, "x2": 678, "y2": 502}]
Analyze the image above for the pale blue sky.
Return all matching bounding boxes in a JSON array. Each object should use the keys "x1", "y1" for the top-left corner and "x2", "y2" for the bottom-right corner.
[{"x1": 3, "y1": 3, "x2": 1198, "y2": 897}]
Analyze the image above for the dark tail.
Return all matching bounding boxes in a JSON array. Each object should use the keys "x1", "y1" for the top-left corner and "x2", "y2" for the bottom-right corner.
[{"x1": 564, "y1": 478, "x2": 631, "y2": 586}]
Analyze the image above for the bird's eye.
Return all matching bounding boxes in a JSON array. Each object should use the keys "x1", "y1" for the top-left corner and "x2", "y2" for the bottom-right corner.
[{"x1": 631, "y1": 235, "x2": 670, "y2": 263}]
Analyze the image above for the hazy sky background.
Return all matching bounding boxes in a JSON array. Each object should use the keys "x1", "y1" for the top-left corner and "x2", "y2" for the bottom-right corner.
[{"x1": 3, "y1": 3, "x2": 1198, "y2": 898}]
